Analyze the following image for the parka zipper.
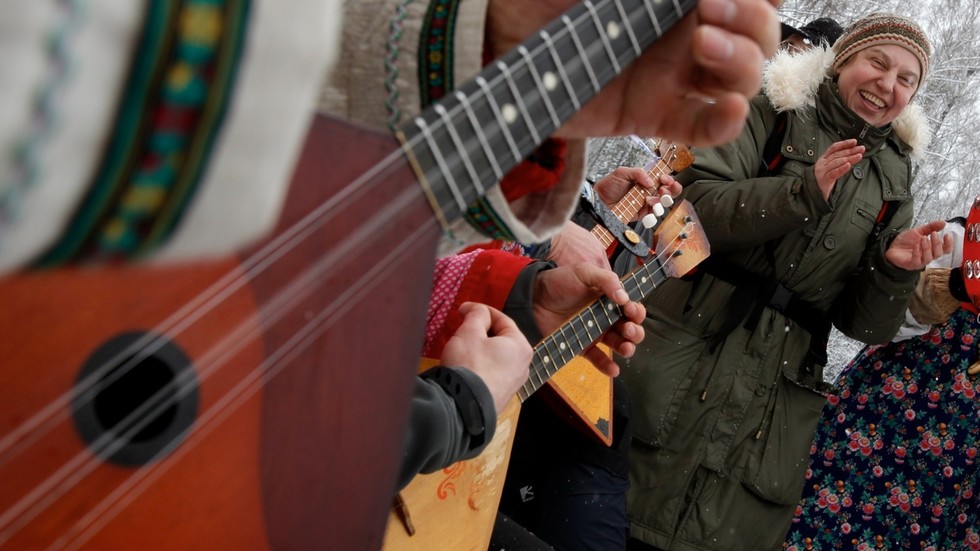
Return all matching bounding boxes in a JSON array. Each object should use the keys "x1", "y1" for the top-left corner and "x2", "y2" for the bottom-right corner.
[{"x1": 858, "y1": 121, "x2": 870, "y2": 140}]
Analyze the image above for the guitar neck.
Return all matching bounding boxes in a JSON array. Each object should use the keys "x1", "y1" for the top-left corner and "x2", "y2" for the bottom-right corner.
[{"x1": 398, "y1": 0, "x2": 697, "y2": 224}]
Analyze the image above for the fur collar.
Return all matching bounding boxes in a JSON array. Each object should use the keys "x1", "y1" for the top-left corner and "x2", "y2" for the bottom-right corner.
[{"x1": 762, "y1": 47, "x2": 931, "y2": 159}]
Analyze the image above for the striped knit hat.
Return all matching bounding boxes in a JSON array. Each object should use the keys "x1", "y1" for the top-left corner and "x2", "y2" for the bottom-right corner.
[{"x1": 832, "y1": 13, "x2": 931, "y2": 78}]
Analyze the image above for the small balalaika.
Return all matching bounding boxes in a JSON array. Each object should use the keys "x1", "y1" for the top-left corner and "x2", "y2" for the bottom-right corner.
[{"x1": 0, "y1": 0, "x2": 698, "y2": 549}]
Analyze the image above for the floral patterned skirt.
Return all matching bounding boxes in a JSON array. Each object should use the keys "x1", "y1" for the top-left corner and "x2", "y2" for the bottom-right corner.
[{"x1": 784, "y1": 308, "x2": 980, "y2": 551}]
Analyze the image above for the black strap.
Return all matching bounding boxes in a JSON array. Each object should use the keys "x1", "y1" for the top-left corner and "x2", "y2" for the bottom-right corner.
[
  {"x1": 700, "y1": 258, "x2": 834, "y2": 393},
  {"x1": 756, "y1": 113, "x2": 789, "y2": 267},
  {"x1": 759, "y1": 112, "x2": 788, "y2": 177},
  {"x1": 872, "y1": 199, "x2": 900, "y2": 238},
  {"x1": 700, "y1": 257, "x2": 832, "y2": 353},
  {"x1": 699, "y1": 194, "x2": 898, "y2": 370}
]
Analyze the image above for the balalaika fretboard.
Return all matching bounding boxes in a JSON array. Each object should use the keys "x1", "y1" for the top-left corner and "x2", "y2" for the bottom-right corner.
[{"x1": 398, "y1": 0, "x2": 697, "y2": 225}]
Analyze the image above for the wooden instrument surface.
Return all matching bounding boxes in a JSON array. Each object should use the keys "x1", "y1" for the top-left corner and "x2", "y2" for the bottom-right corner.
[{"x1": 0, "y1": 116, "x2": 432, "y2": 550}]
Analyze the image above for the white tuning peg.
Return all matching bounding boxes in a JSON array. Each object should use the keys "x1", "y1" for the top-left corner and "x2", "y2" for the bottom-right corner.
[
  {"x1": 659, "y1": 195, "x2": 674, "y2": 208},
  {"x1": 641, "y1": 213, "x2": 658, "y2": 229},
  {"x1": 652, "y1": 203, "x2": 665, "y2": 217}
]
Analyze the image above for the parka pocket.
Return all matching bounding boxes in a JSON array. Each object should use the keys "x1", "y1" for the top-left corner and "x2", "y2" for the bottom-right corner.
[
  {"x1": 744, "y1": 362, "x2": 828, "y2": 505},
  {"x1": 850, "y1": 199, "x2": 880, "y2": 235}
]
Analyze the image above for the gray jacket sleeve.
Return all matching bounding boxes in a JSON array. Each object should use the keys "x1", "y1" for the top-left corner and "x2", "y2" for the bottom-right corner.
[{"x1": 397, "y1": 367, "x2": 496, "y2": 490}]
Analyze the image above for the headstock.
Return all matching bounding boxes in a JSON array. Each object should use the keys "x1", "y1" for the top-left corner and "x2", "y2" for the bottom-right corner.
[
  {"x1": 656, "y1": 139, "x2": 695, "y2": 174},
  {"x1": 648, "y1": 199, "x2": 709, "y2": 279}
]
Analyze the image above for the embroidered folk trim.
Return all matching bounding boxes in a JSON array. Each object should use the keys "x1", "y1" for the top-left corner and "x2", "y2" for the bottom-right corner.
[
  {"x1": 35, "y1": 0, "x2": 251, "y2": 267},
  {"x1": 384, "y1": 0, "x2": 413, "y2": 132},
  {"x1": 1, "y1": 0, "x2": 85, "y2": 251},
  {"x1": 417, "y1": 0, "x2": 459, "y2": 110},
  {"x1": 417, "y1": 0, "x2": 514, "y2": 243},
  {"x1": 464, "y1": 198, "x2": 516, "y2": 242}
]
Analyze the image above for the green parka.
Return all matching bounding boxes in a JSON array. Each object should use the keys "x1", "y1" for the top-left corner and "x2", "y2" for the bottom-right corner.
[{"x1": 620, "y1": 48, "x2": 932, "y2": 551}]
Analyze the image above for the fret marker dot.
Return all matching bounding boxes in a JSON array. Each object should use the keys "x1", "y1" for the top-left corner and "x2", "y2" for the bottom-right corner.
[
  {"x1": 587, "y1": 320, "x2": 595, "y2": 328},
  {"x1": 606, "y1": 21, "x2": 622, "y2": 40},
  {"x1": 501, "y1": 103, "x2": 518, "y2": 124},
  {"x1": 543, "y1": 355, "x2": 552, "y2": 364},
  {"x1": 607, "y1": 304, "x2": 616, "y2": 311},
  {"x1": 543, "y1": 71, "x2": 558, "y2": 91},
  {"x1": 641, "y1": 276, "x2": 648, "y2": 284},
  {"x1": 559, "y1": 342, "x2": 567, "y2": 350}
]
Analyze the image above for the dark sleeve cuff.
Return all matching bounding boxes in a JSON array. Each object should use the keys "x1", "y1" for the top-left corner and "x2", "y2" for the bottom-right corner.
[
  {"x1": 420, "y1": 366, "x2": 493, "y2": 450},
  {"x1": 397, "y1": 369, "x2": 498, "y2": 490},
  {"x1": 503, "y1": 260, "x2": 555, "y2": 344},
  {"x1": 523, "y1": 239, "x2": 553, "y2": 260}
]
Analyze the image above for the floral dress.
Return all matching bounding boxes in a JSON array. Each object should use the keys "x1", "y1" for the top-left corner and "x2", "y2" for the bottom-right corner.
[{"x1": 785, "y1": 308, "x2": 980, "y2": 551}]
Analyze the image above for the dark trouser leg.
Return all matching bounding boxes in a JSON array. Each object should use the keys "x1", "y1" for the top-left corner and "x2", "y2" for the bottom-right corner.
[{"x1": 494, "y1": 379, "x2": 633, "y2": 551}]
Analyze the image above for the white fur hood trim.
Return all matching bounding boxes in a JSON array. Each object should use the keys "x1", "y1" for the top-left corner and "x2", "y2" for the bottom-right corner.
[{"x1": 762, "y1": 47, "x2": 931, "y2": 159}]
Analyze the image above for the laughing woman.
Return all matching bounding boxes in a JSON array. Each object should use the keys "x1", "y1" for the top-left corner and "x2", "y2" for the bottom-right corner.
[{"x1": 621, "y1": 14, "x2": 954, "y2": 551}]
